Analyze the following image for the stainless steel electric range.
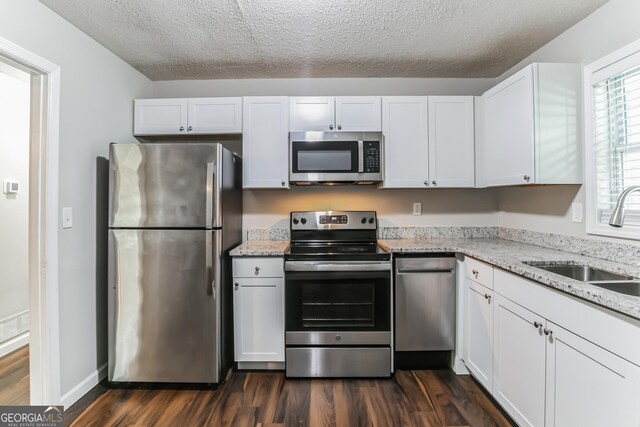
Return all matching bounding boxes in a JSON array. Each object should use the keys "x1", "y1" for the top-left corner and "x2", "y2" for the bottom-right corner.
[{"x1": 284, "y1": 211, "x2": 392, "y2": 378}]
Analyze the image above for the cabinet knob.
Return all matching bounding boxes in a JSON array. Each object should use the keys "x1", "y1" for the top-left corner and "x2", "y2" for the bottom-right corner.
[
  {"x1": 179, "y1": 126, "x2": 185, "y2": 132},
  {"x1": 329, "y1": 124, "x2": 334, "y2": 130},
  {"x1": 254, "y1": 266, "x2": 260, "y2": 275},
  {"x1": 337, "y1": 125, "x2": 342, "y2": 130},
  {"x1": 484, "y1": 293, "x2": 491, "y2": 303},
  {"x1": 432, "y1": 180, "x2": 437, "y2": 186},
  {"x1": 533, "y1": 321, "x2": 542, "y2": 328},
  {"x1": 281, "y1": 180, "x2": 286, "y2": 187},
  {"x1": 472, "y1": 269, "x2": 479, "y2": 278},
  {"x1": 188, "y1": 125, "x2": 193, "y2": 131},
  {"x1": 543, "y1": 328, "x2": 553, "y2": 336},
  {"x1": 524, "y1": 175, "x2": 531, "y2": 182},
  {"x1": 424, "y1": 181, "x2": 429, "y2": 186},
  {"x1": 234, "y1": 282, "x2": 239, "y2": 290}
]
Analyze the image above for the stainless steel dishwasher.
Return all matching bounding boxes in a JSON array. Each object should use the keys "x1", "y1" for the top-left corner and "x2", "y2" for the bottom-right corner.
[{"x1": 395, "y1": 256, "x2": 456, "y2": 352}]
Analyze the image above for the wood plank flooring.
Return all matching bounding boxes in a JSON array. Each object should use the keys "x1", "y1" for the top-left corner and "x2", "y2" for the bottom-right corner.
[
  {"x1": 68, "y1": 370, "x2": 514, "y2": 427},
  {"x1": 0, "y1": 345, "x2": 29, "y2": 406}
]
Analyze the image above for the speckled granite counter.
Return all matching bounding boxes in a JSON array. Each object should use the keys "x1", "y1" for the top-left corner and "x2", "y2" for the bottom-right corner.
[
  {"x1": 230, "y1": 240, "x2": 289, "y2": 256},
  {"x1": 379, "y1": 238, "x2": 640, "y2": 321}
]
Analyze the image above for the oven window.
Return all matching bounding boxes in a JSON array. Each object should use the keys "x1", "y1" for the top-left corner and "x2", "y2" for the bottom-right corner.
[
  {"x1": 298, "y1": 150, "x2": 352, "y2": 171},
  {"x1": 285, "y1": 272, "x2": 390, "y2": 332},
  {"x1": 301, "y1": 282, "x2": 374, "y2": 328}
]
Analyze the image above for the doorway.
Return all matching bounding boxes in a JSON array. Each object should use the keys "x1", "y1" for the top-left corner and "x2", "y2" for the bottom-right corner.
[
  {"x1": 0, "y1": 36, "x2": 61, "y2": 405},
  {"x1": 0, "y1": 60, "x2": 31, "y2": 405}
]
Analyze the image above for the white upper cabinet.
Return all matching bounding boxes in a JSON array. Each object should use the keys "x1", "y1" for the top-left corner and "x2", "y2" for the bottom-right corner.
[
  {"x1": 481, "y1": 63, "x2": 581, "y2": 186},
  {"x1": 242, "y1": 97, "x2": 289, "y2": 189},
  {"x1": 134, "y1": 97, "x2": 242, "y2": 135},
  {"x1": 134, "y1": 98, "x2": 188, "y2": 136},
  {"x1": 289, "y1": 96, "x2": 381, "y2": 131},
  {"x1": 383, "y1": 96, "x2": 475, "y2": 188},
  {"x1": 428, "y1": 96, "x2": 475, "y2": 188},
  {"x1": 335, "y1": 96, "x2": 382, "y2": 131},
  {"x1": 289, "y1": 97, "x2": 336, "y2": 131},
  {"x1": 187, "y1": 97, "x2": 242, "y2": 134},
  {"x1": 382, "y1": 97, "x2": 429, "y2": 188}
]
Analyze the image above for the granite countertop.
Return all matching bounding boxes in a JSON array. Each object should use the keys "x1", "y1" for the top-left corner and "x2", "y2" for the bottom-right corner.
[
  {"x1": 230, "y1": 240, "x2": 290, "y2": 256},
  {"x1": 379, "y1": 238, "x2": 640, "y2": 321}
]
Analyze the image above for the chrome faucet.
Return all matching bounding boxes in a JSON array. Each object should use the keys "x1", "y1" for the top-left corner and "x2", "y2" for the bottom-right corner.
[{"x1": 609, "y1": 186, "x2": 640, "y2": 227}]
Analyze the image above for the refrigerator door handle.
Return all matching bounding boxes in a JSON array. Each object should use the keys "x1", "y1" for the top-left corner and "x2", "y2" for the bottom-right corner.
[
  {"x1": 206, "y1": 231, "x2": 213, "y2": 295},
  {"x1": 206, "y1": 159, "x2": 222, "y2": 229}
]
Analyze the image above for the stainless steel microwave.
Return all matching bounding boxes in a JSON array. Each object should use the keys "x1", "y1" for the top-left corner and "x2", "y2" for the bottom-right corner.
[{"x1": 289, "y1": 131, "x2": 383, "y2": 185}]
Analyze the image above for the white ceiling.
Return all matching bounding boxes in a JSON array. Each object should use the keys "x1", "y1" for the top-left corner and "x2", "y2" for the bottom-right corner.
[{"x1": 39, "y1": 0, "x2": 608, "y2": 80}]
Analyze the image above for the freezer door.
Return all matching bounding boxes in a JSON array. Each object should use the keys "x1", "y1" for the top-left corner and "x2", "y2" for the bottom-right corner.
[
  {"x1": 109, "y1": 143, "x2": 223, "y2": 228},
  {"x1": 108, "y1": 229, "x2": 222, "y2": 383}
]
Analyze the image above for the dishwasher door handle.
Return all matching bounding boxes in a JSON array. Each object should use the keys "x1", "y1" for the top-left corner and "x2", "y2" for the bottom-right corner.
[{"x1": 396, "y1": 268, "x2": 454, "y2": 274}]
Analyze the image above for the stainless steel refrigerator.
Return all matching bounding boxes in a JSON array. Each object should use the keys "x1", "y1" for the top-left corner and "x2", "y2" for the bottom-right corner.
[{"x1": 107, "y1": 142, "x2": 242, "y2": 383}]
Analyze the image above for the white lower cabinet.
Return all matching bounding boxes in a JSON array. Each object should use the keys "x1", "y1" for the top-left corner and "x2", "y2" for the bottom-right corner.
[
  {"x1": 232, "y1": 258, "x2": 284, "y2": 363},
  {"x1": 463, "y1": 259, "x2": 640, "y2": 426},
  {"x1": 545, "y1": 321, "x2": 640, "y2": 427},
  {"x1": 493, "y1": 294, "x2": 546, "y2": 427},
  {"x1": 464, "y1": 278, "x2": 494, "y2": 391}
]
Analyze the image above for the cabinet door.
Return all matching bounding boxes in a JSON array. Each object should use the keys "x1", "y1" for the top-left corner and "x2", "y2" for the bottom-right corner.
[
  {"x1": 465, "y1": 278, "x2": 494, "y2": 391},
  {"x1": 428, "y1": 96, "x2": 475, "y2": 188},
  {"x1": 187, "y1": 97, "x2": 242, "y2": 134},
  {"x1": 289, "y1": 97, "x2": 335, "y2": 131},
  {"x1": 483, "y1": 66, "x2": 535, "y2": 186},
  {"x1": 233, "y1": 277, "x2": 285, "y2": 362},
  {"x1": 134, "y1": 98, "x2": 187, "y2": 135},
  {"x1": 493, "y1": 294, "x2": 546, "y2": 427},
  {"x1": 242, "y1": 97, "x2": 289, "y2": 188},
  {"x1": 382, "y1": 97, "x2": 429, "y2": 188},
  {"x1": 335, "y1": 96, "x2": 381, "y2": 131},
  {"x1": 545, "y1": 321, "x2": 640, "y2": 427}
]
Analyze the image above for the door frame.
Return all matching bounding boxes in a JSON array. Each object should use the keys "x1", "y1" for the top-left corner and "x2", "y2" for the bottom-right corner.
[{"x1": 0, "y1": 36, "x2": 61, "y2": 405}]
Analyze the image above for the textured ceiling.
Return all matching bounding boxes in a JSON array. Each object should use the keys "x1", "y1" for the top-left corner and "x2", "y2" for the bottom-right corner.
[{"x1": 39, "y1": 0, "x2": 608, "y2": 80}]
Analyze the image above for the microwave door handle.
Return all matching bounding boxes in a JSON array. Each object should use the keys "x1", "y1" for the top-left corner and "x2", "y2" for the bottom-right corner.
[{"x1": 358, "y1": 140, "x2": 364, "y2": 173}]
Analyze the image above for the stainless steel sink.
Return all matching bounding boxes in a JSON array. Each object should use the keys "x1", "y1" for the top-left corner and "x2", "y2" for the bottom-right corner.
[
  {"x1": 589, "y1": 281, "x2": 640, "y2": 297},
  {"x1": 523, "y1": 262, "x2": 633, "y2": 282}
]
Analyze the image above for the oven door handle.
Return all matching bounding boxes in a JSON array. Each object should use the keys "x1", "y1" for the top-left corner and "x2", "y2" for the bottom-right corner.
[{"x1": 285, "y1": 261, "x2": 391, "y2": 272}]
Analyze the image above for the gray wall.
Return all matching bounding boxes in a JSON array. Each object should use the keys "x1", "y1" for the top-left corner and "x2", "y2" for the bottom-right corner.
[
  {"x1": 495, "y1": 0, "x2": 640, "y2": 244},
  {"x1": 0, "y1": 0, "x2": 153, "y2": 399}
]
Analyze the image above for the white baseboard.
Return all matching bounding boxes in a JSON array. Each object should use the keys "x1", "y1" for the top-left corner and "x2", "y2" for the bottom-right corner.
[
  {"x1": 0, "y1": 332, "x2": 29, "y2": 358},
  {"x1": 61, "y1": 363, "x2": 107, "y2": 409}
]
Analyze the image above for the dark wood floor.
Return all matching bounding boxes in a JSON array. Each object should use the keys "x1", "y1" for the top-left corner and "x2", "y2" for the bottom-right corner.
[
  {"x1": 68, "y1": 369, "x2": 513, "y2": 427},
  {"x1": 0, "y1": 345, "x2": 29, "y2": 406}
]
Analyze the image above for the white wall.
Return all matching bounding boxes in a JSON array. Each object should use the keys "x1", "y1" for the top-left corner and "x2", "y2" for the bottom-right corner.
[
  {"x1": 153, "y1": 77, "x2": 495, "y2": 98},
  {"x1": 243, "y1": 187, "x2": 498, "y2": 237},
  {"x1": 495, "y1": 0, "x2": 640, "y2": 244},
  {"x1": 0, "y1": 0, "x2": 153, "y2": 400},
  {"x1": 0, "y1": 65, "x2": 30, "y2": 323}
]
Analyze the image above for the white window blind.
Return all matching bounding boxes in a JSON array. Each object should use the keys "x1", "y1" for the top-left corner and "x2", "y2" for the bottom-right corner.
[{"x1": 593, "y1": 63, "x2": 640, "y2": 228}]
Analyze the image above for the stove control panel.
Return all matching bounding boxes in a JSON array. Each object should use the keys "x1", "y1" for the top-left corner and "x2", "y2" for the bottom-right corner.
[{"x1": 291, "y1": 211, "x2": 377, "y2": 230}]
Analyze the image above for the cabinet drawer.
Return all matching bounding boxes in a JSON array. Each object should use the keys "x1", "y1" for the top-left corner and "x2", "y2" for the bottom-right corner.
[
  {"x1": 464, "y1": 257, "x2": 494, "y2": 288},
  {"x1": 233, "y1": 257, "x2": 284, "y2": 278}
]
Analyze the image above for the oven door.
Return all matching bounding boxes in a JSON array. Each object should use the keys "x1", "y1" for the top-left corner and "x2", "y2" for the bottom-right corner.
[{"x1": 285, "y1": 261, "x2": 391, "y2": 346}]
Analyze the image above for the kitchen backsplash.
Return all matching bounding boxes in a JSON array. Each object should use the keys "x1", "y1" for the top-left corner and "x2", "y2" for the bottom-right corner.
[{"x1": 245, "y1": 226, "x2": 640, "y2": 266}]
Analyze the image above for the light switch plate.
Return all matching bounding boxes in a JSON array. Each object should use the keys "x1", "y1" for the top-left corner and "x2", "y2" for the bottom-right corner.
[
  {"x1": 413, "y1": 202, "x2": 422, "y2": 216},
  {"x1": 62, "y1": 207, "x2": 73, "y2": 229},
  {"x1": 572, "y1": 202, "x2": 583, "y2": 223},
  {"x1": 3, "y1": 179, "x2": 19, "y2": 194}
]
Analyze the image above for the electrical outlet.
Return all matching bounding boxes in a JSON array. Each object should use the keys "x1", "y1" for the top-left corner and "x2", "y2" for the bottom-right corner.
[
  {"x1": 413, "y1": 202, "x2": 422, "y2": 216},
  {"x1": 572, "y1": 202, "x2": 583, "y2": 223}
]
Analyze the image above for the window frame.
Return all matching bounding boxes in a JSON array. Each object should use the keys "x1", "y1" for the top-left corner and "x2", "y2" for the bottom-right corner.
[{"x1": 585, "y1": 38, "x2": 640, "y2": 240}]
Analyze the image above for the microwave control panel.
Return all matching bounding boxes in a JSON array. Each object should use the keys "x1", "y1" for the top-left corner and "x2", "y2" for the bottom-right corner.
[{"x1": 364, "y1": 141, "x2": 381, "y2": 173}]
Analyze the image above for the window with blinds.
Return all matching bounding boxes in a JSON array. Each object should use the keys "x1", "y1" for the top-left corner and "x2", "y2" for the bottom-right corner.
[{"x1": 593, "y1": 63, "x2": 640, "y2": 228}]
